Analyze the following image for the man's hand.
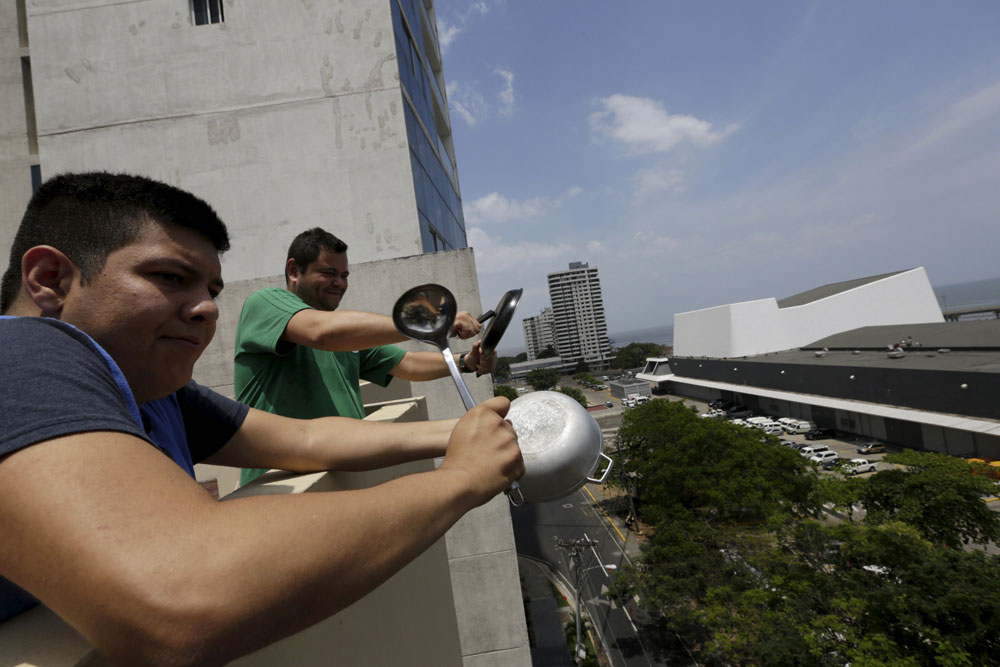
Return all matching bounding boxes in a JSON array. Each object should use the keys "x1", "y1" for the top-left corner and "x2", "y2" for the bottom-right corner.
[
  {"x1": 463, "y1": 340, "x2": 498, "y2": 376},
  {"x1": 439, "y1": 397, "x2": 524, "y2": 505},
  {"x1": 451, "y1": 310, "x2": 482, "y2": 339}
]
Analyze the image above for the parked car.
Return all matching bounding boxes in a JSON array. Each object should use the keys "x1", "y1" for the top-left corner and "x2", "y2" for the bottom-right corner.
[
  {"x1": 857, "y1": 442, "x2": 885, "y2": 455},
  {"x1": 822, "y1": 457, "x2": 851, "y2": 471},
  {"x1": 800, "y1": 444, "x2": 830, "y2": 457},
  {"x1": 846, "y1": 459, "x2": 878, "y2": 475},
  {"x1": 805, "y1": 428, "x2": 834, "y2": 440},
  {"x1": 605, "y1": 401, "x2": 613, "y2": 408},
  {"x1": 761, "y1": 424, "x2": 784, "y2": 435},
  {"x1": 810, "y1": 451, "x2": 839, "y2": 464},
  {"x1": 779, "y1": 439, "x2": 797, "y2": 448}
]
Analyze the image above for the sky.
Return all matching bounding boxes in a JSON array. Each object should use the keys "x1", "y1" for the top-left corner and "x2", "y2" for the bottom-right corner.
[{"x1": 432, "y1": 1, "x2": 1000, "y2": 356}]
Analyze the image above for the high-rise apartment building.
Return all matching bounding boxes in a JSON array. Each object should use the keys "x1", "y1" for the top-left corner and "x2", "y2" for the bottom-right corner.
[
  {"x1": 547, "y1": 261, "x2": 612, "y2": 369},
  {"x1": 0, "y1": 1, "x2": 528, "y2": 663},
  {"x1": 522, "y1": 307, "x2": 555, "y2": 360}
]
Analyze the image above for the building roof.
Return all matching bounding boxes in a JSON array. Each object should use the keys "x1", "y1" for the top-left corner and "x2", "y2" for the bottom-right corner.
[
  {"x1": 657, "y1": 375, "x2": 1000, "y2": 437},
  {"x1": 804, "y1": 318, "x2": 1000, "y2": 351},
  {"x1": 776, "y1": 270, "x2": 910, "y2": 308}
]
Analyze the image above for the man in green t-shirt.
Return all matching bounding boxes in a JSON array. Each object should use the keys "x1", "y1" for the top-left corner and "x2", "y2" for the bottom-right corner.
[{"x1": 235, "y1": 227, "x2": 495, "y2": 485}]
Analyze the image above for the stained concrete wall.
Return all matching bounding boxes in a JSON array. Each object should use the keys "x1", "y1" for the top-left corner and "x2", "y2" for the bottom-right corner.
[
  {"x1": 0, "y1": 0, "x2": 34, "y2": 262},
  {"x1": 13, "y1": 0, "x2": 424, "y2": 280}
]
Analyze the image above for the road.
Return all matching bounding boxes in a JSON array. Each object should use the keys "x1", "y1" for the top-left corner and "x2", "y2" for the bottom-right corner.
[{"x1": 511, "y1": 486, "x2": 662, "y2": 667}]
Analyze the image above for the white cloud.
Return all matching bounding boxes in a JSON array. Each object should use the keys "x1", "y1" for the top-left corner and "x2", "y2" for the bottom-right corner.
[
  {"x1": 465, "y1": 192, "x2": 549, "y2": 224},
  {"x1": 633, "y1": 166, "x2": 687, "y2": 198},
  {"x1": 437, "y1": 22, "x2": 461, "y2": 53},
  {"x1": 465, "y1": 186, "x2": 584, "y2": 225},
  {"x1": 467, "y1": 227, "x2": 576, "y2": 277},
  {"x1": 446, "y1": 81, "x2": 488, "y2": 127},
  {"x1": 589, "y1": 94, "x2": 738, "y2": 154},
  {"x1": 436, "y1": 1, "x2": 491, "y2": 55},
  {"x1": 495, "y1": 68, "x2": 515, "y2": 116}
]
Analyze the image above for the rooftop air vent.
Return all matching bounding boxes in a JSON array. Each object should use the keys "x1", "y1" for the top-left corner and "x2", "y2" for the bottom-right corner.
[
  {"x1": 887, "y1": 350, "x2": 906, "y2": 359},
  {"x1": 937, "y1": 348, "x2": 951, "y2": 354},
  {"x1": 814, "y1": 351, "x2": 827, "y2": 358}
]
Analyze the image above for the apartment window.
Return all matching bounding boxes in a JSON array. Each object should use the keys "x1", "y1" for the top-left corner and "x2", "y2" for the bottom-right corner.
[{"x1": 192, "y1": 0, "x2": 224, "y2": 25}]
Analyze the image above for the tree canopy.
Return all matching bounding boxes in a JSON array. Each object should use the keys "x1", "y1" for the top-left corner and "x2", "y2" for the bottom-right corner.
[
  {"x1": 493, "y1": 384, "x2": 518, "y2": 401},
  {"x1": 526, "y1": 368, "x2": 560, "y2": 391},
  {"x1": 611, "y1": 342, "x2": 667, "y2": 370},
  {"x1": 609, "y1": 400, "x2": 1000, "y2": 664},
  {"x1": 537, "y1": 345, "x2": 557, "y2": 359},
  {"x1": 557, "y1": 385, "x2": 587, "y2": 408}
]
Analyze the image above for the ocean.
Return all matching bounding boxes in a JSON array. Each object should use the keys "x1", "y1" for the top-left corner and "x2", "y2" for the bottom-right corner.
[
  {"x1": 607, "y1": 324, "x2": 674, "y2": 348},
  {"x1": 933, "y1": 276, "x2": 1000, "y2": 312}
]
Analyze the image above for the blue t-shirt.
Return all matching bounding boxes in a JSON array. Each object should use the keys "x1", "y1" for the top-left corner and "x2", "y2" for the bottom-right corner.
[{"x1": 0, "y1": 316, "x2": 249, "y2": 621}]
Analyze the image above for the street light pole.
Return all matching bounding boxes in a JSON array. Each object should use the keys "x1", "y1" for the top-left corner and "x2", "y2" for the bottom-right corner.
[{"x1": 557, "y1": 537, "x2": 599, "y2": 665}]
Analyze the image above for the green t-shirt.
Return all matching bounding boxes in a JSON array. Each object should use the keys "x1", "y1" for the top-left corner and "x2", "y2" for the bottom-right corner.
[{"x1": 234, "y1": 288, "x2": 406, "y2": 485}]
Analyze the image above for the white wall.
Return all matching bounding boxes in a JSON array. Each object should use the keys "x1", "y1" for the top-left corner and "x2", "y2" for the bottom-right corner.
[{"x1": 674, "y1": 268, "x2": 944, "y2": 358}]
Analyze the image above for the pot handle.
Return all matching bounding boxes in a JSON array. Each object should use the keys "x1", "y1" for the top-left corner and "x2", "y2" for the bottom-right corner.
[
  {"x1": 506, "y1": 481, "x2": 524, "y2": 507},
  {"x1": 587, "y1": 453, "x2": 614, "y2": 484}
]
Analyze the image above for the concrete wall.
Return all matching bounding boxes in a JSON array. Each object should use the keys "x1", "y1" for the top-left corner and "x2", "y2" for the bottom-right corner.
[
  {"x1": 15, "y1": 0, "x2": 423, "y2": 280},
  {"x1": 192, "y1": 248, "x2": 530, "y2": 666},
  {"x1": 674, "y1": 268, "x2": 944, "y2": 358},
  {"x1": 0, "y1": 0, "x2": 34, "y2": 261}
]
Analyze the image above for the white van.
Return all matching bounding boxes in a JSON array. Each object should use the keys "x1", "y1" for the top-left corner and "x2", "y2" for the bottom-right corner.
[
  {"x1": 784, "y1": 420, "x2": 816, "y2": 435},
  {"x1": 800, "y1": 444, "x2": 830, "y2": 457}
]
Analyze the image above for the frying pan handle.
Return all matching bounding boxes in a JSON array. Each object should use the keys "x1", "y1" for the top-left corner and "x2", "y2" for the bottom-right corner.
[{"x1": 477, "y1": 310, "x2": 495, "y2": 324}]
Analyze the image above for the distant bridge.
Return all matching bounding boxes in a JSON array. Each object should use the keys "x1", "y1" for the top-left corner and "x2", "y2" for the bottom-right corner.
[{"x1": 942, "y1": 304, "x2": 1000, "y2": 322}]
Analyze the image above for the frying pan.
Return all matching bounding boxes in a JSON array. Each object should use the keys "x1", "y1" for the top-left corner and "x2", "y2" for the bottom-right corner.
[{"x1": 477, "y1": 288, "x2": 523, "y2": 358}]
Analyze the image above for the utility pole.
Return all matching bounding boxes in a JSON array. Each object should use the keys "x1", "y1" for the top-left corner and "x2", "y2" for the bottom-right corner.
[{"x1": 556, "y1": 537, "x2": 599, "y2": 665}]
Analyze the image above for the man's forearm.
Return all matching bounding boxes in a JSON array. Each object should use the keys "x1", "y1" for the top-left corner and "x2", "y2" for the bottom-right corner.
[{"x1": 205, "y1": 410, "x2": 457, "y2": 472}]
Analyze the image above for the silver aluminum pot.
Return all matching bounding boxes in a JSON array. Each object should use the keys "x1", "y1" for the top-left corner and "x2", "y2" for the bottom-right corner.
[{"x1": 507, "y1": 391, "x2": 613, "y2": 503}]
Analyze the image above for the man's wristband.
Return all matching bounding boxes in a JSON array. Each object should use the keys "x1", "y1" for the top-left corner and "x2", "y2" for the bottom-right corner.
[{"x1": 459, "y1": 353, "x2": 471, "y2": 373}]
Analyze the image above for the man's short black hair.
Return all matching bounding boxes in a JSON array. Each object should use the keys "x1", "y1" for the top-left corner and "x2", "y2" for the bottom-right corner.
[
  {"x1": 0, "y1": 172, "x2": 230, "y2": 313},
  {"x1": 286, "y1": 227, "x2": 349, "y2": 281}
]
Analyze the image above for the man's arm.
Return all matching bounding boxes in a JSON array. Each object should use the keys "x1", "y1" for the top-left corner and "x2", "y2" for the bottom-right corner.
[
  {"x1": 0, "y1": 398, "x2": 522, "y2": 667},
  {"x1": 389, "y1": 341, "x2": 498, "y2": 382},
  {"x1": 282, "y1": 308, "x2": 481, "y2": 351},
  {"x1": 203, "y1": 407, "x2": 458, "y2": 472}
]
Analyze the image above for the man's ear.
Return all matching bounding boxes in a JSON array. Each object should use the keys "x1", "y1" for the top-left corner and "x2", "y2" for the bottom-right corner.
[
  {"x1": 285, "y1": 257, "x2": 300, "y2": 285},
  {"x1": 20, "y1": 246, "x2": 78, "y2": 316}
]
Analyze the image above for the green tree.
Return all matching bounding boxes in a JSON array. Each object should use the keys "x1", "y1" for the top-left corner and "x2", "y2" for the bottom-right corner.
[
  {"x1": 574, "y1": 372, "x2": 596, "y2": 386},
  {"x1": 493, "y1": 356, "x2": 514, "y2": 380},
  {"x1": 514, "y1": 352, "x2": 528, "y2": 362},
  {"x1": 493, "y1": 384, "x2": 518, "y2": 401},
  {"x1": 526, "y1": 368, "x2": 560, "y2": 391},
  {"x1": 574, "y1": 359, "x2": 590, "y2": 374},
  {"x1": 616, "y1": 400, "x2": 819, "y2": 525},
  {"x1": 611, "y1": 342, "x2": 666, "y2": 370},
  {"x1": 854, "y1": 449, "x2": 1000, "y2": 548},
  {"x1": 557, "y1": 385, "x2": 587, "y2": 407},
  {"x1": 537, "y1": 345, "x2": 557, "y2": 359}
]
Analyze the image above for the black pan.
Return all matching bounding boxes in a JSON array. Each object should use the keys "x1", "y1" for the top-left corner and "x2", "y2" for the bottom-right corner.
[{"x1": 478, "y1": 288, "x2": 522, "y2": 357}]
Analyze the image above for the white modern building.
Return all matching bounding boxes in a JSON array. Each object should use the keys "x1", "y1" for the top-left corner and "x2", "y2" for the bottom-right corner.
[
  {"x1": 547, "y1": 261, "x2": 612, "y2": 369},
  {"x1": 638, "y1": 269, "x2": 1000, "y2": 461},
  {"x1": 1, "y1": 1, "x2": 529, "y2": 664},
  {"x1": 673, "y1": 269, "x2": 944, "y2": 359},
  {"x1": 522, "y1": 306, "x2": 555, "y2": 360}
]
